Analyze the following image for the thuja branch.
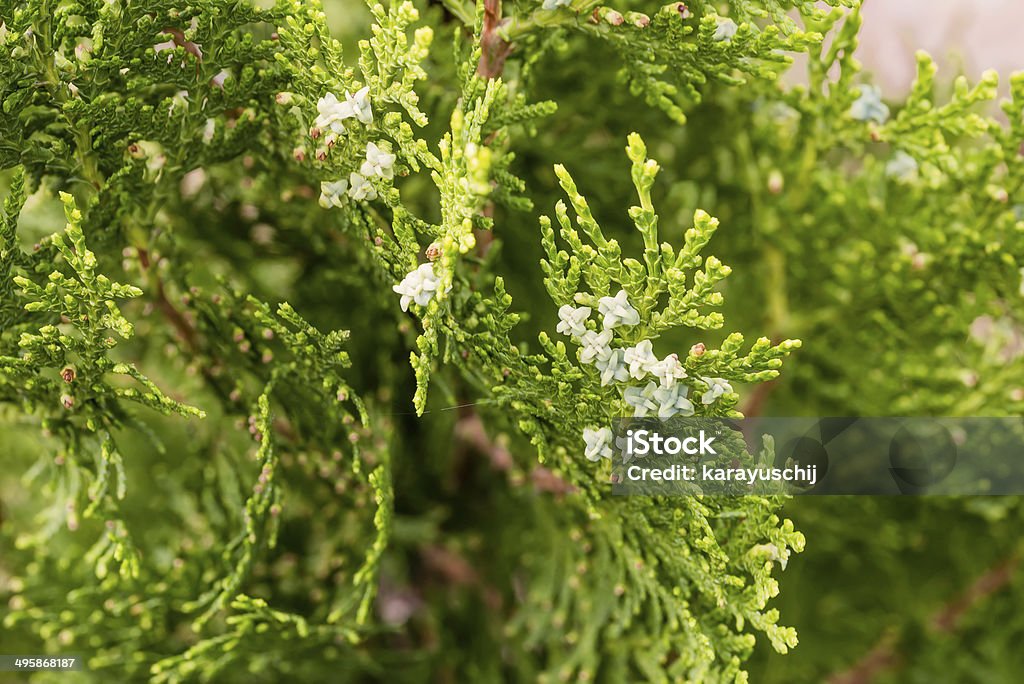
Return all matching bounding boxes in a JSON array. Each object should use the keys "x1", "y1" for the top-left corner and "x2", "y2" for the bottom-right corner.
[{"x1": 5, "y1": 2, "x2": 1023, "y2": 682}]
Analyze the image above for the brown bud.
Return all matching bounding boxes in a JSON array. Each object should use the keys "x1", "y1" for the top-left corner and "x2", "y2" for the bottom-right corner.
[
  {"x1": 425, "y1": 242, "x2": 442, "y2": 261},
  {"x1": 60, "y1": 367, "x2": 76, "y2": 383},
  {"x1": 690, "y1": 342, "x2": 706, "y2": 357},
  {"x1": 602, "y1": 9, "x2": 624, "y2": 26},
  {"x1": 60, "y1": 394, "x2": 74, "y2": 409}
]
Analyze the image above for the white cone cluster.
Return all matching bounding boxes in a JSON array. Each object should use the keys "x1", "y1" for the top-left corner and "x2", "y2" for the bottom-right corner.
[
  {"x1": 392, "y1": 263, "x2": 450, "y2": 312},
  {"x1": 559, "y1": 290, "x2": 735, "y2": 462},
  {"x1": 314, "y1": 88, "x2": 397, "y2": 205},
  {"x1": 313, "y1": 87, "x2": 373, "y2": 145}
]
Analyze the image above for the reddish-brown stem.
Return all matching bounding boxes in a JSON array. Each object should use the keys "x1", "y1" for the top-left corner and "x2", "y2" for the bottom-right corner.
[
  {"x1": 137, "y1": 248, "x2": 199, "y2": 352},
  {"x1": 477, "y1": 0, "x2": 512, "y2": 79},
  {"x1": 827, "y1": 553, "x2": 1021, "y2": 684},
  {"x1": 455, "y1": 411, "x2": 512, "y2": 471},
  {"x1": 931, "y1": 554, "x2": 1019, "y2": 632},
  {"x1": 473, "y1": 0, "x2": 509, "y2": 256},
  {"x1": 741, "y1": 378, "x2": 778, "y2": 417},
  {"x1": 454, "y1": 411, "x2": 576, "y2": 494}
]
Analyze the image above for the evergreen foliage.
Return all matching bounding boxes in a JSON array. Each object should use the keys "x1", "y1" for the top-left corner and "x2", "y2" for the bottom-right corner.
[{"x1": 1, "y1": 0, "x2": 1023, "y2": 682}]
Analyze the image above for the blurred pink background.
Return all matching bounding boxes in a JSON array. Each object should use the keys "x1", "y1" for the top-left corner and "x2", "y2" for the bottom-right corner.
[{"x1": 856, "y1": 0, "x2": 1024, "y2": 94}]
